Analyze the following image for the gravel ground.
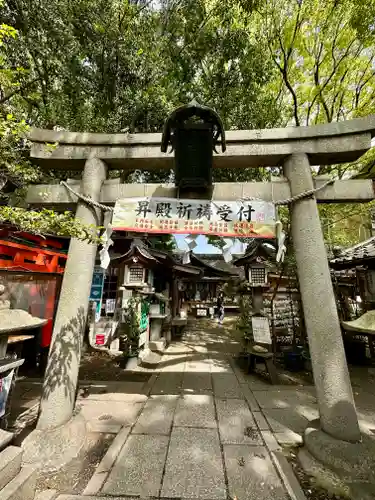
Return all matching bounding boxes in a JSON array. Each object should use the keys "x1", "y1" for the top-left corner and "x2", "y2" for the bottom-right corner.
[
  {"x1": 36, "y1": 432, "x2": 114, "y2": 494},
  {"x1": 78, "y1": 350, "x2": 151, "y2": 382},
  {"x1": 285, "y1": 448, "x2": 348, "y2": 500}
]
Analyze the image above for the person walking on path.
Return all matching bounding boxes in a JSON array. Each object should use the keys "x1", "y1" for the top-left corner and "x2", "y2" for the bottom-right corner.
[{"x1": 217, "y1": 292, "x2": 225, "y2": 325}]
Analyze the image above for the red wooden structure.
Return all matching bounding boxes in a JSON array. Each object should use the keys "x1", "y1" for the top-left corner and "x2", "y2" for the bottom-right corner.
[
  {"x1": 0, "y1": 230, "x2": 67, "y2": 273},
  {"x1": 0, "y1": 229, "x2": 67, "y2": 350}
]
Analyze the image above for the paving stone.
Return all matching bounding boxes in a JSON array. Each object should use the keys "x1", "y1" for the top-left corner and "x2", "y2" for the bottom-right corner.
[
  {"x1": 80, "y1": 391, "x2": 147, "y2": 403},
  {"x1": 216, "y1": 398, "x2": 263, "y2": 445},
  {"x1": 58, "y1": 497, "x2": 128, "y2": 500},
  {"x1": 246, "y1": 376, "x2": 274, "y2": 390},
  {"x1": 142, "y1": 372, "x2": 158, "y2": 396},
  {"x1": 263, "y1": 408, "x2": 309, "y2": 434},
  {"x1": 174, "y1": 395, "x2": 216, "y2": 428},
  {"x1": 223, "y1": 445, "x2": 290, "y2": 500},
  {"x1": 253, "y1": 411, "x2": 270, "y2": 430},
  {"x1": 271, "y1": 451, "x2": 307, "y2": 500},
  {"x1": 212, "y1": 373, "x2": 244, "y2": 399},
  {"x1": 0, "y1": 429, "x2": 14, "y2": 451},
  {"x1": 159, "y1": 355, "x2": 187, "y2": 372},
  {"x1": 102, "y1": 435, "x2": 169, "y2": 497},
  {"x1": 182, "y1": 372, "x2": 212, "y2": 394},
  {"x1": 150, "y1": 373, "x2": 184, "y2": 394},
  {"x1": 261, "y1": 430, "x2": 282, "y2": 451},
  {"x1": 133, "y1": 395, "x2": 178, "y2": 435},
  {"x1": 185, "y1": 358, "x2": 212, "y2": 373},
  {"x1": 84, "y1": 426, "x2": 131, "y2": 495},
  {"x1": 240, "y1": 383, "x2": 260, "y2": 411},
  {"x1": 35, "y1": 490, "x2": 57, "y2": 500},
  {"x1": 79, "y1": 400, "x2": 143, "y2": 427},
  {"x1": 1, "y1": 465, "x2": 38, "y2": 500},
  {"x1": 228, "y1": 357, "x2": 248, "y2": 384},
  {"x1": 161, "y1": 427, "x2": 226, "y2": 499},
  {"x1": 165, "y1": 344, "x2": 194, "y2": 354},
  {"x1": 210, "y1": 357, "x2": 233, "y2": 373},
  {"x1": 187, "y1": 344, "x2": 208, "y2": 354},
  {"x1": 253, "y1": 389, "x2": 317, "y2": 409},
  {"x1": 0, "y1": 446, "x2": 22, "y2": 490}
]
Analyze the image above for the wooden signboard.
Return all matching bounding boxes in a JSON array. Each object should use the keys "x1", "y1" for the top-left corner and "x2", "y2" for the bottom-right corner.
[
  {"x1": 252, "y1": 316, "x2": 272, "y2": 344},
  {"x1": 197, "y1": 308, "x2": 207, "y2": 317},
  {"x1": 263, "y1": 289, "x2": 301, "y2": 346}
]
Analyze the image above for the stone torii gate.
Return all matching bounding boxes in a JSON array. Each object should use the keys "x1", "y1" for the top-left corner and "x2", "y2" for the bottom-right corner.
[{"x1": 24, "y1": 117, "x2": 375, "y2": 472}]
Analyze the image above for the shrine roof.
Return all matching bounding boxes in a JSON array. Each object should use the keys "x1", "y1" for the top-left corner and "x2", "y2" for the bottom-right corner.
[
  {"x1": 330, "y1": 237, "x2": 375, "y2": 269},
  {"x1": 233, "y1": 239, "x2": 277, "y2": 267},
  {"x1": 111, "y1": 240, "x2": 201, "y2": 276},
  {"x1": 199, "y1": 258, "x2": 241, "y2": 276},
  {"x1": 175, "y1": 253, "x2": 241, "y2": 277}
]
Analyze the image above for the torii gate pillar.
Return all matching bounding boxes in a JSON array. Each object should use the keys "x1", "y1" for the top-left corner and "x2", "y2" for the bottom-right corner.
[
  {"x1": 40, "y1": 157, "x2": 107, "y2": 431},
  {"x1": 284, "y1": 154, "x2": 360, "y2": 443}
]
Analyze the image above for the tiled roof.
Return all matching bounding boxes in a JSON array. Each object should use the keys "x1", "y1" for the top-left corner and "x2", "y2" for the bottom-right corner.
[
  {"x1": 173, "y1": 252, "x2": 242, "y2": 277},
  {"x1": 233, "y1": 239, "x2": 277, "y2": 267},
  {"x1": 111, "y1": 240, "x2": 202, "y2": 276},
  {"x1": 200, "y1": 258, "x2": 241, "y2": 276},
  {"x1": 330, "y1": 237, "x2": 375, "y2": 269}
]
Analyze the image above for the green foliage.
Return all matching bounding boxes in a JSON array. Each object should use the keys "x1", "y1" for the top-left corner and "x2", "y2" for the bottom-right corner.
[
  {"x1": 1, "y1": 0, "x2": 282, "y2": 134},
  {"x1": 149, "y1": 234, "x2": 176, "y2": 252},
  {"x1": 1, "y1": 0, "x2": 374, "y2": 249},
  {"x1": 319, "y1": 202, "x2": 375, "y2": 248},
  {"x1": 255, "y1": 0, "x2": 375, "y2": 128},
  {"x1": 250, "y1": 0, "x2": 375, "y2": 184},
  {"x1": 0, "y1": 0, "x2": 283, "y2": 242},
  {"x1": 0, "y1": 207, "x2": 101, "y2": 242},
  {"x1": 121, "y1": 296, "x2": 141, "y2": 356},
  {"x1": 349, "y1": 0, "x2": 375, "y2": 43},
  {"x1": 0, "y1": 17, "x2": 100, "y2": 239},
  {"x1": 213, "y1": 0, "x2": 375, "y2": 250},
  {"x1": 237, "y1": 295, "x2": 253, "y2": 343}
]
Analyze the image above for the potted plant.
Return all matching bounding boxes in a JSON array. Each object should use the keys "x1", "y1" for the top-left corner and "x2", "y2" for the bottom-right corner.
[
  {"x1": 236, "y1": 295, "x2": 253, "y2": 369},
  {"x1": 237, "y1": 296, "x2": 252, "y2": 341},
  {"x1": 119, "y1": 297, "x2": 141, "y2": 366}
]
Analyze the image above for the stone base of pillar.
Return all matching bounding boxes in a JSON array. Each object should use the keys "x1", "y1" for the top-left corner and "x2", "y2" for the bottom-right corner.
[
  {"x1": 149, "y1": 338, "x2": 166, "y2": 353},
  {"x1": 300, "y1": 419, "x2": 375, "y2": 499},
  {"x1": 149, "y1": 316, "x2": 167, "y2": 341},
  {"x1": 138, "y1": 348, "x2": 162, "y2": 368},
  {"x1": 22, "y1": 413, "x2": 86, "y2": 473},
  {"x1": 165, "y1": 326, "x2": 172, "y2": 344}
]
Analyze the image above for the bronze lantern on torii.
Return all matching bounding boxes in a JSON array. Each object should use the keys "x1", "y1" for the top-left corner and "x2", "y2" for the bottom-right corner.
[{"x1": 161, "y1": 99, "x2": 226, "y2": 195}]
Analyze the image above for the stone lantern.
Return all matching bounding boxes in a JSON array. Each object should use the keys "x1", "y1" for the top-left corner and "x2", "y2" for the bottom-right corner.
[
  {"x1": 161, "y1": 99, "x2": 226, "y2": 194},
  {"x1": 248, "y1": 264, "x2": 268, "y2": 287},
  {"x1": 0, "y1": 284, "x2": 47, "y2": 429}
]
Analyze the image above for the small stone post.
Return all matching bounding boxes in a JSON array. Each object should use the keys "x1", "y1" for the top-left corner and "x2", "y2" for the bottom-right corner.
[
  {"x1": 284, "y1": 153, "x2": 360, "y2": 443},
  {"x1": 37, "y1": 158, "x2": 107, "y2": 430},
  {"x1": 171, "y1": 274, "x2": 179, "y2": 318}
]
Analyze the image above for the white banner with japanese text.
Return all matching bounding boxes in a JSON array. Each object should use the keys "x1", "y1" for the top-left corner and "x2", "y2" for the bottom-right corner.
[{"x1": 112, "y1": 197, "x2": 276, "y2": 238}]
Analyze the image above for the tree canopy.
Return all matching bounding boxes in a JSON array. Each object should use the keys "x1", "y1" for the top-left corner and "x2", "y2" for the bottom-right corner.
[{"x1": 1, "y1": 0, "x2": 374, "y2": 247}]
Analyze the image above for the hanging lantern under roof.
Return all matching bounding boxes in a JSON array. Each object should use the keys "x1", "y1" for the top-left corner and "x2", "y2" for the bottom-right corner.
[{"x1": 161, "y1": 99, "x2": 226, "y2": 194}]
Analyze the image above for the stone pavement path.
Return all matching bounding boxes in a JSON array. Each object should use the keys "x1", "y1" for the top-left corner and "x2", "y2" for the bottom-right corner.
[{"x1": 88, "y1": 320, "x2": 297, "y2": 500}]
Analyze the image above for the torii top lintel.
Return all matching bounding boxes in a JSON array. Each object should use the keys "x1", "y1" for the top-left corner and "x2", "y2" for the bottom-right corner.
[{"x1": 28, "y1": 115, "x2": 375, "y2": 170}]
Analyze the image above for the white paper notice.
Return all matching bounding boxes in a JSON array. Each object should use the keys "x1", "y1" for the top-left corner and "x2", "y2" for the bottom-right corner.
[{"x1": 252, "y1": 316, "x2": 272, "y2": 344}]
